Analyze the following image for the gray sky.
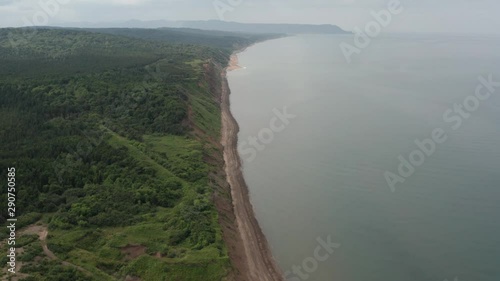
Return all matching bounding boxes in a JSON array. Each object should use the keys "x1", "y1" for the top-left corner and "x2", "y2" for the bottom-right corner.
[{"x1": 0, "y1": 0, "x2": 499, "y2": 34}]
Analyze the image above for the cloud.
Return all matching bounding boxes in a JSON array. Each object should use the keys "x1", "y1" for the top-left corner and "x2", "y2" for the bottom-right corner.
[
  {"x1": 111, "y1": 0, "x2": 144, "y2": 5},
  {"x1": 0, "y1": 0, "x2": 499, "y2": 34}
]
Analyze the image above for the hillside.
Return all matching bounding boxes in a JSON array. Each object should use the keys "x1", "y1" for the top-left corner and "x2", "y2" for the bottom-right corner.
[
  {"x1": 0, "y1": 28, "x2": 267, "y2": 281},
  {"x1": 52, "y1": 20, "x2": 349, "y2": 34},
  {"x1": 177, "y1": 20, "x2": 349, "y2": 34},
  {"x1": 81, "y1": 27, "x2": 283, "y2": 49}
]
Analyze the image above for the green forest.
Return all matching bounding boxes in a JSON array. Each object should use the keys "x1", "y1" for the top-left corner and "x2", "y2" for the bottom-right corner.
[{"x1": 0, "y1": 27, "x2": 279, "y2": 280}]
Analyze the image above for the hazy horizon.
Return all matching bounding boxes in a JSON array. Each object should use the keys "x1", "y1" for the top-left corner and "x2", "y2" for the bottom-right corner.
[{"x1": 1, "y1": 0, "x2": 499, "y2": 35}]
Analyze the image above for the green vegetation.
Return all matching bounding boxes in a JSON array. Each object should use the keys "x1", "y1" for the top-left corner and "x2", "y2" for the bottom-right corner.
[
  {"x1": 82, "y1": 27, "x2": 281, "y2": 50},
  {"x1": 0, "y1": 27, "x2": 275, "y2": 280}
]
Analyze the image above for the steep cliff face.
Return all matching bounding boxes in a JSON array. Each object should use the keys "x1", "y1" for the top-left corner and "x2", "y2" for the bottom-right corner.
[
  {"x1": 198, "y1": 60, "x2": 250, "y2": 280},
  {"x1": 202, "y1": 59, "x2": 285, "y2": 281}
]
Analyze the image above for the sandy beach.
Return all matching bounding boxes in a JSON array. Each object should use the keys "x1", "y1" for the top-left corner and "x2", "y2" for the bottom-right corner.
[
  {"x1": 220, "y1": 54, "x2": 284, "y2": 281},
  {"x1": 226, "y1": 54, "x2": 243, "y2": 71}
]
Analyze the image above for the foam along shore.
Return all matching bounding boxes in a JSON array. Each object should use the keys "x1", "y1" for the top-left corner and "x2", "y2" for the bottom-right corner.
[{"x1": 220, "y1": 53, "x2": 284, "y2": 281}]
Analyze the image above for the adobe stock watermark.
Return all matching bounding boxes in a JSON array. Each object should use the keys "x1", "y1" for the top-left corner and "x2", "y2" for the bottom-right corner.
[
  {"x1": 385, "y1": 74, "x2": 500, "y2": 192},
  {"x1": 213, "y1": 0, "x2": 244, "y2": 20},
  {"x1": 238, "y1": 106, "x2": 296, "y2": 163},
  {"x1": 340, "y1": 0, "x2": 404, "y2": 63},
  {"x1": 284, "y1": 235, "x2": 341, "y2": 281},
  {"x1": 8, "y1": 0, "x2": 70, "y2": 48}
]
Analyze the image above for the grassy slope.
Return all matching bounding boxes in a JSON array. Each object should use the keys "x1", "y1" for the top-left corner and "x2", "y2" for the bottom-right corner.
[{"x1": 0, "y1": 28, "x2": 270, "y2": 280}]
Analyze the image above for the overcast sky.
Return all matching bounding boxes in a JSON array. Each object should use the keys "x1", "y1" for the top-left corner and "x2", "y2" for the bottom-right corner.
[{"x1": 0, "y1": 0, "x2": 498, "y2": 34}]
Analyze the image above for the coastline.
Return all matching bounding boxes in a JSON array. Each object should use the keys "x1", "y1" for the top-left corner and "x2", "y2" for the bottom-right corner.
[
  {"x1": 226, "y1": 54, "x2": 242, "y2": 71},
  {"x1": 220, "y1": 52, "x2": 284, "y2": 281}
]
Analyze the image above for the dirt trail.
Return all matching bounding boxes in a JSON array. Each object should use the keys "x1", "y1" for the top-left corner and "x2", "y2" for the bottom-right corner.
[
  {"x1": 221, "y1": 56, "x2": 284, "y2": 281},
  {"x1": 38, "y1": 228, "x2": 57, "y2": 260},
  {"x1": 20, "y1": 225, "x2": 54, "y2": 260},
  {"x1": 22, "y1": 225, "x2": 90, "y2": 274}
]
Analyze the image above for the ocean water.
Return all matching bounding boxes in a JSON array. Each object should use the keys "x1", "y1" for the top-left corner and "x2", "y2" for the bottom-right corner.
[{"x1": 227, "y1": 34, "x2": 500, "y2": 281}]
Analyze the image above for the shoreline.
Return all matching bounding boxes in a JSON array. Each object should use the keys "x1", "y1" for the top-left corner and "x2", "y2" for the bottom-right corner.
[
  {"x1": 226, "y1": 54, "x2": 242, "y2": 71},
  {"x1": 220, "y1": 52, "x2": 284, "y2": 281}
]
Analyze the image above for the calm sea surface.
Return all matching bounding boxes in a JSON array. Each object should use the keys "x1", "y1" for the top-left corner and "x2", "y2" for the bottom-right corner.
[{"x1": 227, "y1": 34, "x2": 500, "y2": 281}]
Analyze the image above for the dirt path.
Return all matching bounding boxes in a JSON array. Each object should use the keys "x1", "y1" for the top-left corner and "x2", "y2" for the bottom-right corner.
[
  {"x1": 37, "y1": 228, "x2": 57, "y2": 260},
  {"x1": 220, "y1": 56, "x2": 284, "y2": 281},
  {"x1": 22, "y1": 225, "x2": 90, "y2": 274},
  {"x1": 20, "y1": 225, "x2": 54, "y2": 260}
]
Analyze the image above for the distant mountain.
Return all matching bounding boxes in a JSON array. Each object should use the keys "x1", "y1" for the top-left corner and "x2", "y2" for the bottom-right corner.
[
  {"x1": 178, "y1": 20, "x2": 349, "y2": 34},
  {"x1": 55, "y1": 19, "x2": 349, "y2": 34}
]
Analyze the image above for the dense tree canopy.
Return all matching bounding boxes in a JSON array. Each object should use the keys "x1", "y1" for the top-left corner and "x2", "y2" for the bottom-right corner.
[{"x1": 0, "y1": 27, "x2": 276, "y2": 281}]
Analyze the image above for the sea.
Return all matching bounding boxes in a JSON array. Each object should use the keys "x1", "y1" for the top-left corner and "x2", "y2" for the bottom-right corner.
[{"x1": 227, "y1": 34, "x2": 500, "y2": 281}]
